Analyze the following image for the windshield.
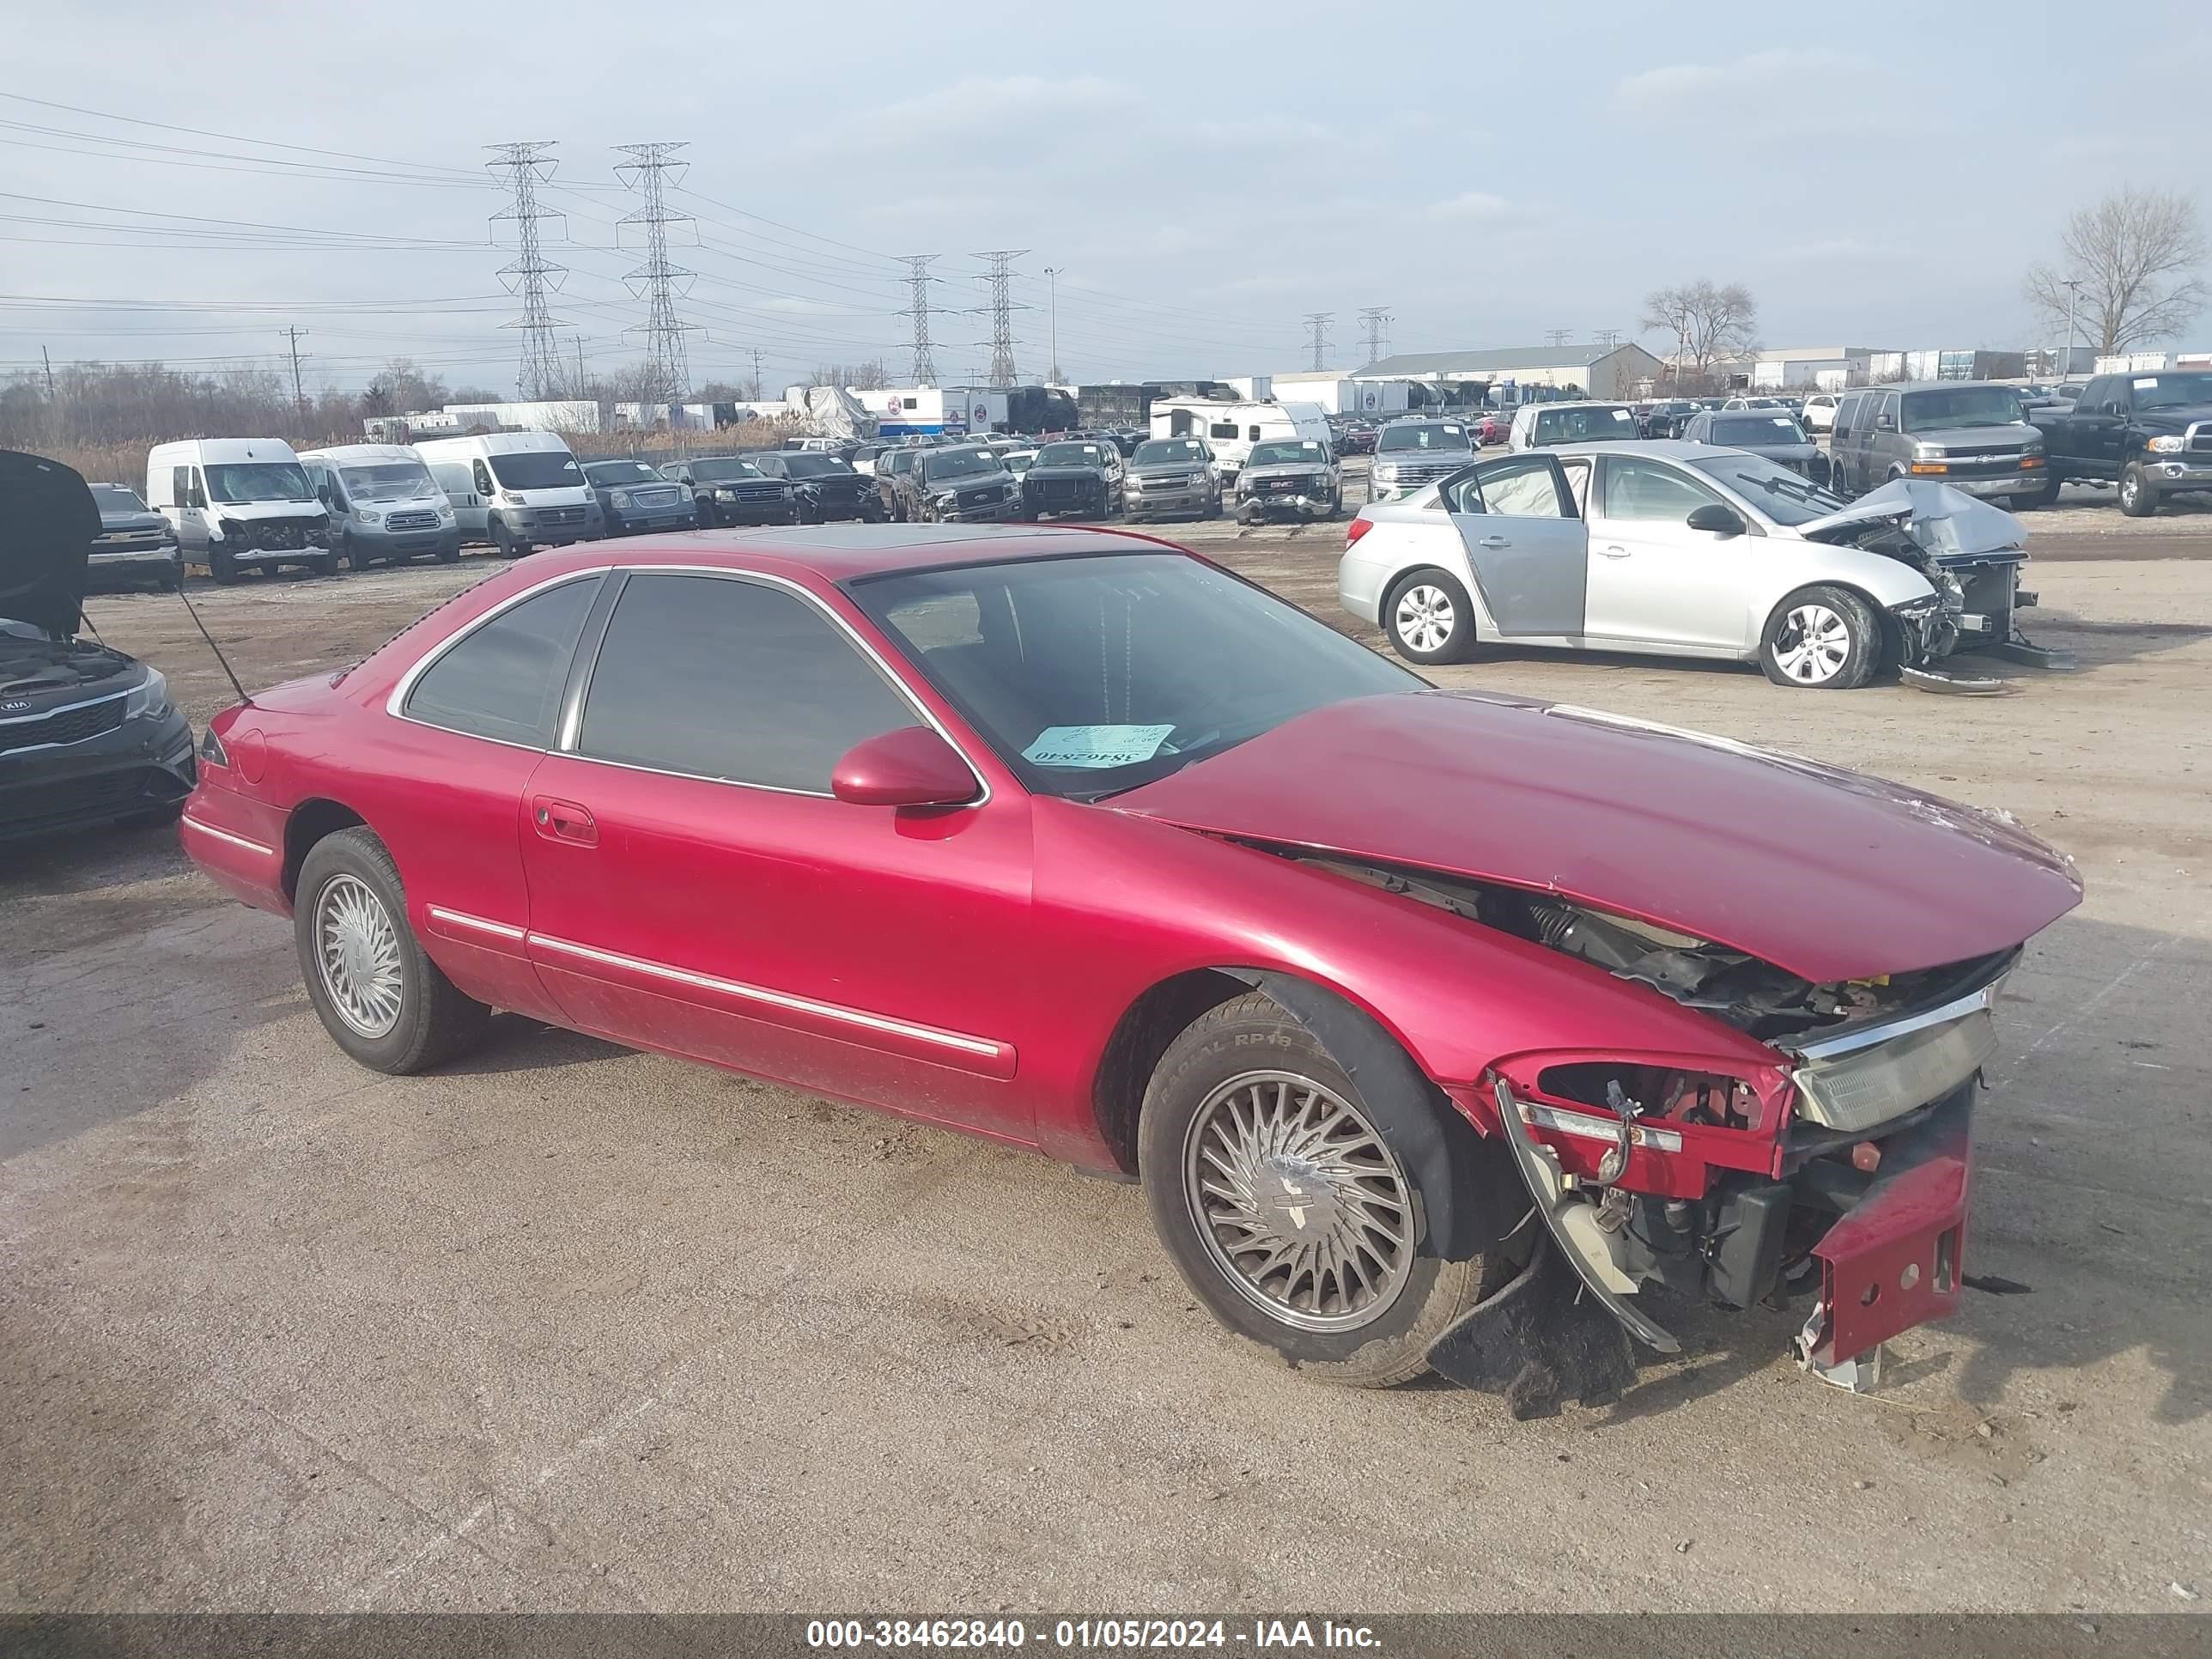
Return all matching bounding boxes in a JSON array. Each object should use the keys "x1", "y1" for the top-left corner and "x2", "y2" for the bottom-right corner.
[
  {"x1": 486, "y1": 450, "x2": 584, "y2": 490},
  {"x1": 1376, "y1": 423, "x2": 1470, "y2": 452},
  {"x1": 1899, "y1": 386, "x2": 2026, "y2": 430},
  {"x1": 2131, "y1": 373, "x2": 2212, "y2": 409},
  {"x1": 339, "y1": 462, "x2": 437, "y2": 501},
  {"x1": 1005, "y1": 453, "x2": 1036, "y2": 473},
  {"x1": 1248, "y1": 440, "x2": 1329, "y2": 466},
  {"x1": 1133, "y1": 440, "x2": 1206, "y2": 466},
  {"x1": 1533, "y1": 407, "x2": 1636, "y2": 442},
  {"x1": 782, "y1": 455, "x2": 855, "y2": 477},
  {"x1": 1684, "y1": 453, "x2": 1849, "y2": 525},
  {"x1": 1711, "y1": 416, "x2": 1808, "y2": 447},
  {"x1": 1035, "y1": 442, "x2": 1108, "y2": 467},
  {"x1": 205, "y1": 462, "x2": 313, "y2": 504},
  {"x1": 690, "y1": 458, "x2": 766, "y2": 483},
  {"x1": 852, "y1": 551, "x2": 1417, "y2": 799},
  {"x1": 583, "y1": 460, "x2": 662, "y2": 485},
  {"x1": 89, "y1": 483, "x2": 148, "y2": 511},
  {"x1": 921, "y1": 448, "x2": 999, "y2": 483}
]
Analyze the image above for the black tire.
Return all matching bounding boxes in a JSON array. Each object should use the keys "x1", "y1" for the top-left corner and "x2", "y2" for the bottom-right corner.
[
  {"x1": 490, "y1": 520, "x2": 526, "y2": 559},
  {"x1": 1381, "y1": 567, "x2": 1476, "y2": 665},
  {"x1": 435, "y1": 540, "x2": 461, "y2": 565},
  {"x1": 1138, "y1": 992, "x2": 1501, "y2": 1388},
  {"x1": 293, "y1": 826, "x2": 490, "y2": 1075},
  {"x1": 340, "y1": 532, "x2": 368, "y2": 571},
  {"x1": 307, "y1": 551, "x2": 339, "y2": 578},
  {"x1": 208, "y1": 544, "x2": 240, "y2": 584},
  {"x1": 2119, "y1": 462, "x2": 2160, "y2": 518},
  {"x1": 1759, "y1": 583, "x2": 1881, "y2": 690},
  {"x1": 2018, "y1": 467, "x2": 2062, "y2": 510},
  {"x1": 1201, "y1": 489, "x2": 1220, "y2": 520}
]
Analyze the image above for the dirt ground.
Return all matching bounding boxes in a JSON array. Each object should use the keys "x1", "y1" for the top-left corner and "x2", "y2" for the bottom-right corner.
[{"x1": 3, "y1": 495, "x2": 2209, "y2": 1614}]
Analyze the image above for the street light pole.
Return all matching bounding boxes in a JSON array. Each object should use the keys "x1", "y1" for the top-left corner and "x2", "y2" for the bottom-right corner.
[{"x1": 1042, "y1": 266, "x2": 1061, "y2": 384}]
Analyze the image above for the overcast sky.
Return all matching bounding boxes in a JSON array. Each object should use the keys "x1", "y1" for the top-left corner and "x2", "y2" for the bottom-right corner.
[{"x1": 4, "y1": 0, "x2": 2208, "y2": 398}]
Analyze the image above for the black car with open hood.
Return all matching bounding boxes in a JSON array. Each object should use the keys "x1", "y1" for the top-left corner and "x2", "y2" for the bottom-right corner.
[{"x1": 0, "y1": 450, "x2": 197, "y2": 843}]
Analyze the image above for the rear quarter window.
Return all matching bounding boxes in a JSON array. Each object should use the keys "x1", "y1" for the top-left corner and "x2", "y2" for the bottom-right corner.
[{"x1": 403, "y1": 577, "x2": 599, "y2": 748}]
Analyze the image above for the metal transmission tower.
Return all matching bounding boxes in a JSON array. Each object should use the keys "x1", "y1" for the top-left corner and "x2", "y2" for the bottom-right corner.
[
  {"x1": 901, "y1": 255, "x2": 944, "y2": 385},
  {"x1": 1593, "y1": 327, "x2": 1623, "y2": 348},
  {"x1": 974, "y1": 251, "x2": 1029, "y2": 385},
  {"x1": 1303, "y1": 312, "x2": 1334, "y2": 371},
  {"x1": 1544, "y1": 328, "x2": 1575, "y2": 348},
  {"x1": 614, "y1": 142, "x2": 697, "y2": 408},
  {"x1": 486, "y1": 143, "x2": 568, "y2": 400},
  {"x1": 1356, "y1": 307, "x2": 1392, "y2": 367}
]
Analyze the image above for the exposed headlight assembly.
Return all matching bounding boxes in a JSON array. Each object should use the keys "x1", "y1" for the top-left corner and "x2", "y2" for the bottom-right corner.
[
  {"x1": 124, "y1": 667, "x2": 172, "y2": 722},
  {"x1": 2145, "y1": 434, "x2": 2185, "y2": 453}
]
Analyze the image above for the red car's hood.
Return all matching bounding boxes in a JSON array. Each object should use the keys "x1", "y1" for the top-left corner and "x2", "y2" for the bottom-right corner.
[{"x1": 1110, "y1": 690, "x2": 2081, "y2": 983}]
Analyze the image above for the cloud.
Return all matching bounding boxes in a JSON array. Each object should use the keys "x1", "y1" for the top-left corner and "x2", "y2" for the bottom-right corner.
[
  {"x1": 849, "y1": 75, "x2": 1138, "y2": 145},
  {"x1": 1616, "y1": 49, "x2": 1866, "y2": 111},
  {"x1": 1425, "y1": 192, "x2": 1549, "y2": 231}
]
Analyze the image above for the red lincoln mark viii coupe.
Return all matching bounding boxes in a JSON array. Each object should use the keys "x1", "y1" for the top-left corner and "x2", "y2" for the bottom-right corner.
[{"x1": 179, "y1": 526, "x2": 2081, "y2": 1413}]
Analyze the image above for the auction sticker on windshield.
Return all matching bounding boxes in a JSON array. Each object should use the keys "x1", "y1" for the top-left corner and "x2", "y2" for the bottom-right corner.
[{"x1": 1023, "y1": 724, "x2": 1175, "y2": 768}]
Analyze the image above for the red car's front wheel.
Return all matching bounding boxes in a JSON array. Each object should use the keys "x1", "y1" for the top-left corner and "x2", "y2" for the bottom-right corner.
[{"x1": 1139, "y1": 992, "x2": 1500, "y2": 1387}]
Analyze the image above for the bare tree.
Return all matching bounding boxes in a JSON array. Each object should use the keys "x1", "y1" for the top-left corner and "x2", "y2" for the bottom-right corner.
[
  {"x1": 2025, "y1": 187, "x2": 2208, "y2": 356},
  {"x1": 811, "y1": 360, "x2": 889, "y2": 391},
  {"x1": 1640, "y1": 280, "x2": 1759, "y2": 386}
]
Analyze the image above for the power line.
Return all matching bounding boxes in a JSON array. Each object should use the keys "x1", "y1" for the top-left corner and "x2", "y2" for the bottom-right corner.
[
  {"x1": 1544, "y1": 329, "x2": 1575, "y2": 348},
  {"x1": 974, "y1": 251, "x2": 1028, "y2": 386},
  {"x1": 901, "y1": 254, "x2": 942, "y2": 386},
  {"x1": 486, "y1": 143, "x2": 567, "y2": 401},
  {"x1": 1357, "y1": 307, "x2": 1392, "y2": 368},
  {"x1": 614, "y1": 142, "x2": 696, "y2": 406},
  {"x1": 1303, "y1": 312, "x2": 1334, "y2": 372}
]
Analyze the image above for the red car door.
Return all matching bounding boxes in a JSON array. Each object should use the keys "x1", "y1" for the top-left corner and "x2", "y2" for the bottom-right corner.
[
  {"x1": 368, "y1": 571, "x2": 604, "y2": 1024},
  {"x1": 518, "y1": 568, "x2": 1036, "y2": 1143}
]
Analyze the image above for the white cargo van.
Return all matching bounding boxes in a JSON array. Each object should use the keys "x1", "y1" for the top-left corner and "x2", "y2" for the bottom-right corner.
[
  {"x1": 145, "y1": 437, "x2": 335, "y2": 582},
  {"x1": 413, "y1": 431, "x2": 591, "y2": 557},
  {"x1": 1147, "y1": 398, "x2": 1332, "y2": 482},
  {"x1": 297, "y1": 443, "x2": 460, "y2": 569}
]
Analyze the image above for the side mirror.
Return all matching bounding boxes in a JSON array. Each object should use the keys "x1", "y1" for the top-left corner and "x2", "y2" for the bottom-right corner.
[
  {"x1": 831, "y1": 726, "x2": 979, "y2": 809},
  {"x1": 1686, "y1": 503, "x2": 1746, "y2": 537},
  {"x1": 1875, "y1": 413, "x2": 1894, "y2": 430}
]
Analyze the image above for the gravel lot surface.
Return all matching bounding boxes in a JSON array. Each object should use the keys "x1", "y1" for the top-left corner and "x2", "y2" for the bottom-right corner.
[{"x1": 4, "y1": 488, "x2": 2209, "y2": 1613}]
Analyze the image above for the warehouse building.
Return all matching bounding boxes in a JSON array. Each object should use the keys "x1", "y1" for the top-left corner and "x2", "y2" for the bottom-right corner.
[
  {"x1": 1352, "y1": 343, "x2": 1663, "y2": 402},
  {"x1": 1749, "y1": 347, "x2": 1893, "y2": 392}
]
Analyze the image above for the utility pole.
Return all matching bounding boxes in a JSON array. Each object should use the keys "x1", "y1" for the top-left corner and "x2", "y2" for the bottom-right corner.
[
  {"x1": 1042, "y1": 266, "x2": 1062, "y2": 383},
  {"x1": 572, "y1": 335, "x2": 587, "y2": 398},
  {"x1": 1303, "y1": 312, "x2": 1334, "y2": 372},
  {"x1": 1356, "y1": 307, "x2": 1392, "y2": 368},
  {"x1": 283, "y1": 325, "x2": 308, "y2": 413},
  {"x1": 615, "y1": 142, "x2": 696, "y2": 413},
  {"x1": 2062, "y1": 276, "x2": 2084, "y2": 382},
  {"x1": 974, "y1": 250, "x2": 1029, "y2": 386},
  {"x1": 900, "y1": 255, "x2": 942, "y2": 386},
  {"x1": 40, "y1": 344, "x2": 56, "y2": 400},
  {"x1": 486, "y1": 142, "x2": 568, "y2": 401}
]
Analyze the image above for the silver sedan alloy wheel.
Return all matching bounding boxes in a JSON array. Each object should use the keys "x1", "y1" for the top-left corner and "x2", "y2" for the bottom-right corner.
[
  {"x1": 1393, "y1": 584, "x2": 1455, "y2": 654},
  {"x1": 1773, "y1": 601, "x2": 1852, "y2": 684},
  {"x1": 314, "y1": 872, "x2": 404, "y2": 1039},
  {"x1": 1182, "y1": 1070, "x2": 1416, "y2": 1332}
]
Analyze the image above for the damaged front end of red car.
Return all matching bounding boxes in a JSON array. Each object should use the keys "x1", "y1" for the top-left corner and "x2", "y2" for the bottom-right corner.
[{"x1": 1420, "y1": 890, "x2": 2018, "y2": 1416}]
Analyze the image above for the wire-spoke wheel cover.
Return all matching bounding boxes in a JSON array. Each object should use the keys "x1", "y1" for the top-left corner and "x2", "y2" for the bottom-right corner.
[
  {"x1": 1183, "y1": 1070, "x2": 1416, "y2": 1333},
  {"x1": 1773, "y1": 601, "x2": 1852, "y2": 683},
  {"x1": 1394, "y1": 584, "x2": 1455, "y2": 654},
  {"x1": 314, "y1": 873, "x2": 404, "y2": 1039}
]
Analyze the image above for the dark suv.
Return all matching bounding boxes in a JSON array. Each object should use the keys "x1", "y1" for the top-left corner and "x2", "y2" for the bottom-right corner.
[
  {"x1": 663, "y1": 456, "x2": 797, "y2": 527},
  {"x1": 744, "y1": 452, "x2": 883, "y2": 522},
  {"x1": 887, "y1": 446, "x2": 1023, "y2": 523},
  {"x1": 1020, "y1": 440, "x2": 1126, "y2": 521}
]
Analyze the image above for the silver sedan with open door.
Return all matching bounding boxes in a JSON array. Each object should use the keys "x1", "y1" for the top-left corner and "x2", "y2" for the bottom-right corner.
[{"x1": 1337, "y1": 440, "x2": 2051, "y2": 691}]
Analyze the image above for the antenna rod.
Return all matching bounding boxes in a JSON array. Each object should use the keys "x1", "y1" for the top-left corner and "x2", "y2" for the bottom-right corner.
[{"x1": 173, "y1": 583, "x2": 250, "y2": 706}]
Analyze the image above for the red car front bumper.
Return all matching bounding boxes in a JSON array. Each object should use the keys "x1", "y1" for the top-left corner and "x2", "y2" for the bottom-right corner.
[{"x1": 1800, "y1": 1084, "x2": 1973, "y2": 1369}]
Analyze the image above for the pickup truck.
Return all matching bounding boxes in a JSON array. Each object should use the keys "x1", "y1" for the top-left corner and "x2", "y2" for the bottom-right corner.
[{"x1": 2028, "y1": 368, "x2": 2212, "y2": 515}]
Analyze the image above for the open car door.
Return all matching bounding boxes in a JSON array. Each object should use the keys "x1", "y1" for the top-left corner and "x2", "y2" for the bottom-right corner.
[{"x1": 1442, "y1": 453, "x2": 1588, "y2": 638}]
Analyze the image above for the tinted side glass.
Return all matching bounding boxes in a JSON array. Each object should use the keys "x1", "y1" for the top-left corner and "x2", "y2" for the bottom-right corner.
[
  {"x1": 578, "y1": 574, "x2": 921, "y2": 793},
  {"x1": 405, "y1": 576, "x2": 599, "y2": 747}
]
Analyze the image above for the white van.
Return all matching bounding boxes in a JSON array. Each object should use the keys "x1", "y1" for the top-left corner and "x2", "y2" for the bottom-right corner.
[
  {"x1": 297, "y1": 443, "x2": 460, "y2": 569},
  {"x1": 1148, "y1": 398, "x2": 1332, "y2": 482},
  {"x1": 413, "y1": 431, "x2": 592, "y2": 557},
  {"x1": 145, "y1": 437, "x2": 335, "y2": 582}
]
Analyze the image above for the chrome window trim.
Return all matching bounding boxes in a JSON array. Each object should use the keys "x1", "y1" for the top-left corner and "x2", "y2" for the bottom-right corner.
[
  {"x1": 556, "y1": 563, "x2": 992, "y2": 808},
  {"x1": 531, "y1": 931, "x2": 1005, "y2": 1060},
  {"x1": 385, "y1": 566, "x2": 613, "y2": 736},
  {"x1": 381, "y1": 559, "x2": 994, "y2": 806}
]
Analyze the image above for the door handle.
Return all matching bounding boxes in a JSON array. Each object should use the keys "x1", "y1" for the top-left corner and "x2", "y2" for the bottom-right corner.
[
  {"x1": 1476, "y1": 535, "x2": 1510, "y2": 549},
  {"x1": 1598, "y1": 545, "x2": 1632, "y2": 558},
  {"x1": 532, "y1": 795, "x2": 598, "y2": 847}
]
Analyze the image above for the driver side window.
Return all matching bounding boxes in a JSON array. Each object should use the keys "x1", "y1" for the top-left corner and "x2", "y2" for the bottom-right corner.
[{"x1": 1598, "y1": 457, "x2": 1727, "y2": 523}]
